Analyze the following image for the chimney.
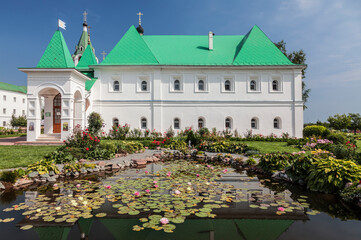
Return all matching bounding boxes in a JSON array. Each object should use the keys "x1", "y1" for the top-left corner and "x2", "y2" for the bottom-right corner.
[{"x1": 208, "y1": 31, "x2": 213, "y2": 50}]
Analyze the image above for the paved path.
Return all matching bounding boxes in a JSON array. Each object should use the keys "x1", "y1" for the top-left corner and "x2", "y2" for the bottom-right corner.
[{"x1": 0, "y1": 136, "x2": 26, "y2": 145}]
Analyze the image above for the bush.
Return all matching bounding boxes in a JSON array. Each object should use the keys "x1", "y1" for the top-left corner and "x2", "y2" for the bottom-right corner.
[
  {"x1": 303, "y1": 125, "x2": 330, "y2": 138},
  {"x1": 87, "y1": 112, "x2": 104, "y2": 136},
  {"x1": 110, "y1": 124, "x2": 130, "y2": 140},
  {"x1": 0, "y1": 170, "x2": 19, "y2": 183},
  {"x1": 329, "y1": 144, "x2": 356, "y2": 159},
  {"x1": 306, "y1": 157, "x2": 361, "y2": 193},
  {"x1": 10, "y1": 115, "x2": 27, "y2": 127},
  {"x1": 199, "y1": 141, "x2": 251, "y2": 154},
  {"x1": 326, "y1": 132, "x2": 347, "y2": 144},
  {"x1": 340, "y1": 182, "x2": 361, "y2": 202},
  {"x1": 44, "y1": 149, "x2": 77, "y2": 164},
  {"x1": 163, "y1": 139, "x2": 188, "y2": 151},
  {"x1": 246, "y1": 157, "x2": 257, "y2": 166},
  {"x1": 27, "y1": 159, "x2": 59, "y2": 175},
  {"x1": 258, "y1": 153, "x2": 292, "y2": 172}
]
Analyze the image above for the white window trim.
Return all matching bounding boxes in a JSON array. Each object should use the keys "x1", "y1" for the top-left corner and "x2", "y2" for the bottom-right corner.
[
  {"x1": 247, "y1": 75, "x2": 261, "y2": 93},
  {"x1": 173, "y1": 118, "x2": 181, "y2": 130},
  {"x1": 137, "y1": 75, "x2": 151, "y2": 93},
  {"x1": 225, "y1": 117, "x2": 233, "y2": 129},
  {"x1": 221, "y1": 75, "x2": 235, "y2": 93},
  {"x1": 169, "y1": 75, "x2": 184, "y2": 93},
  {"x1": 194, "y1": 74, "x2": 209, "y2": 93},
  {"x1": 109, "y1": 75, "x2": 123, "y2": 93},
  {"x1": 269, "y1": 75, "x2": 283, "y2": 93},
  {"x1": 140, "y1": 117, "x2": 148, "y2": 129},
  {"x1": 274, "y1": 117, "x2": 282, "y2": 129},
  {"x1": 251, "y1": 117, "x2": 259, "y2": 130}
]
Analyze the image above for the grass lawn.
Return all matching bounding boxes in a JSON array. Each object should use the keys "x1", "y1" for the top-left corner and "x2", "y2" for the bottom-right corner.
[
  {"x1": 0, "y1": 134, "x2": 26, "y2": 138},
  {"x1": 0, "y1": 145, "x2": 58, "y2": 169},
  {"x1": 243, "y1": 141, "x2": 300, "y2": 154},
  {"x1": 357, "y1": 140, "x2": 361, "y2": 153}
]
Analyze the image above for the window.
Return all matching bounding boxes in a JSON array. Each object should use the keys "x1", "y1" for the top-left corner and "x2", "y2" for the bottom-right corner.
[
  {"x1": 225, "y1": 117, "x2": 232, "y2": 129},
  {"x1": 141, "y1": 81, "x2": 148, "y2": 91},
  {"x1": 198, "y1": 80, "x2": 205, "y2": 91},
  {"x1": 23, "y1": 98, "x2": 25, "y2": 103},
  {"x1": 225, "y1": 80, "x2": 231, "y2": 91},
  {"x1": 174, "y1": 118, "x2": 180, "y2": 129},
  {"x1": 2, "y1": 121, "x2": 5, "y2": 127},
  {"x1": 13, "y1": 97, "x2": 16, "y2": 102},
  {"x1": 141, "y1": 118, "x2": 147, "y2": 129},
  {"x1": 198, "y1": 118, "x2": 204, "y2": 129},
  {"x1": 113, "y1": 118, "x2": 119, "y2": 127},
  {"x1": 174, "y1": 80, "x2": 180, "y2": 91},
  {"x1": 3, "y1": 95, "x2": 6, "y2": 101},
  {"x1": 272, "y1": 80, "x2": 279, "y2": 91},
  {"x1": 251, "y1": 118, "x2": 258, "y2": 129},
  {"x1": 2, "y1": 108, "x2": 5, "y2": 114},
  {"x1": 113, "y1": 81, "x2": 120, "y2": 91},
  {"x1": 250, "y1": 80, "x2": 256, "y2": 91},
  {"x1": 22, "y1": 110, "x2": 25, "y2": 115},
  {"x1": 274, "y1": 118, "x2": 281, "y2": 129},
  {"x1": 13, "y1": 109, "x2": 16, "y2": 115}
]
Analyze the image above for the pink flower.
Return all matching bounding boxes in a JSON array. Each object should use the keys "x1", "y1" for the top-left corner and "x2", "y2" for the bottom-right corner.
[
  {"x1": 134, "y1": 191, "x2": 140, "y2": 197},
  {"x1": 223, "y1": 169, "x2": 228, "y2": 173},
  {"x1": 53, "y1": 184, "x2": 58, "y2": 188},
  {"x1": 145, "y1": 170, "x2": 149, "y2": 174},
  {"x1": 105, "y1": 185, "x2": 111, "y2": 189},
  {"x1": 278, "y1": 207, "x2": 285, "y2": 212},
  {"x1": 154, "y1": 184, "x2": 159, "y2": 188},
  {"x1": 76, "y1": 184, "x2": 81, "y2": 188},
  {"x1": 174, "y1": 190, "x2": 181, "y2": 195},
  {"x1": 166, "y1": 172, "x2": 172, "y2": 177},
  {"x1": 153, "y1": 181, "x2": 158, "y2": 184},
  {"x1": 196, "y1": 174, "x2": 200, "y2": 177},
  {"x1": 145, "y1": 189, "x2": 150, "y2": 193},
  {"x1": 187, "y1": 182, "x2": 192, "y2": 185},
  {"x1": 160, "y1": 217, "x2": 169, "y2": 225}
]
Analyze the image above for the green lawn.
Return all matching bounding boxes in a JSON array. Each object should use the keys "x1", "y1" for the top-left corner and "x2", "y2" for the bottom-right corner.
[
  {"x1": 0, "y1": 134, "x2": 26, "y2": 138},
  {"x1": 242, "y1": 141, "x2": 300, "y2": 154},
  {"x1": 357, "y1": 140, "x2": 361, "y2": 153},
  {"x1": 0, "y1": 145, "x2": 58, "y2": 169}
]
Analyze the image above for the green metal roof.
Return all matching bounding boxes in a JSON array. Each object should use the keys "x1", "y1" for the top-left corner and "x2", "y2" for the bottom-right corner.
[
  {"x1": 81, "y1": 71, "x2": 97, "y2": 91},
  {"x1": 0, "y1": 81, "x2": 27, "y2": 94},
  {"x1": 76, "y1": 45, "x2": 98, "y2": 70},
  {"x1": 37, "y1": 30, "x2": 75, "y2": 68},
  {"x1": 100, "y1": 25, "x2": 159, "y2": 65},
  {"x1": 99, "y1": 25, "x2": 294, "y2": 66},
  {"x1": 73, "y1": 30, "x2": 90, "y2": 57}
]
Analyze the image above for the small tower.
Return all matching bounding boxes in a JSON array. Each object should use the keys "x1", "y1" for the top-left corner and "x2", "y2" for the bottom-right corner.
[{"x1": 73, "y1": 11, "x2": 96, "y2": 66}]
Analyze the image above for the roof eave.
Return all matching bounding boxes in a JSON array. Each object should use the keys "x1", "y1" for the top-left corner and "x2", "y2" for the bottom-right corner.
[{"x1": 18, "y1": 68, "x2": 91, "y2": 80}]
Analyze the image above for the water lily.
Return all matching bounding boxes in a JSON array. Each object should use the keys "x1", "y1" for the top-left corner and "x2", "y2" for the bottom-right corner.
[
  {"x1": 153, "y1": 180, "x2": 158, "y2": 184},
  {"x1": 145, "y1": 189, "x2": 150, "y2": 193},
  {"x1": 145, "y1": 170, "x2": 149, "y2": 174},
  {"x1": 53, "y1": 184, "x2": 58, "y2": 188},
  {"x1": 78, "y1": 196, "x2": 84, "y2": 201},
  {"x1": 166, "y1": 171, "x2": 172, "y2": 177},
  {"x1": 187, "y1": 182, "x2": 192, "y2": 185},
  {"x1": 36, "y1": 209, "x2": 41, "y2": 212},
  {"x1": 196, "y1": 174, "x2": 200, "y2": 177},
  {"x1": 154, "y1": 184, "x2": 159, "y2": 188},
  {"x1": 187, "y1": 187, "x2": 192, "y2": 191},
  {"x1": 223, "y1": 169, "x2": 228, "y2": 173},
  {"x1": 76, "y1": 184, "x2": 81, "y2": 188},
  {"x1": 83, "y1": 201, "x2": 88, "y2": 205},
  {"x1": 278, "y1": 207, "x2": 285, "y2": 211},
  {"x1": 206, "y1": 182, "x2": 210, "y2": 185},
  {"x1": 105, "y1": 185, "x2": 112, "y2": 189},
  {"x1": 174, "y1": 190, "x2": 181, "y2": 195},
  {"x1": 134, "y1": 191, "x2": 140, "y2": 197},
  {"x1": 55, "y1": 207, "x2": 61, "y2": 211},
  {"x1": 160, "y1": 217, "x2": 169, "y2": 225}
]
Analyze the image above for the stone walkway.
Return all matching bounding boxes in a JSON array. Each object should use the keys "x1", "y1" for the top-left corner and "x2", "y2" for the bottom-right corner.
[{"x1": 0, "y1": 136, "x2": 26, "y2": 145}]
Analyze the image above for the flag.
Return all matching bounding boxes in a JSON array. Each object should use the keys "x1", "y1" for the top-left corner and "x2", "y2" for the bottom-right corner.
[{"x1": 58, "y1": 19, "x2": 66, "y2": 30}]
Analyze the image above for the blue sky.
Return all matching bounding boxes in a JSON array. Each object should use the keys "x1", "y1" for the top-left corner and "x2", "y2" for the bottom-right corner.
[{"x1": 0, "y1": 0, "x2": 360, "y2": 123}]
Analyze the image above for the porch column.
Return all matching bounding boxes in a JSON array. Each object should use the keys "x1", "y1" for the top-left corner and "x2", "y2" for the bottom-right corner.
[
  {"x1": 27, "y1": 96, "x2": 41, "y2": 141},
  {"x1": 60, "y1": 95, "x2": 74, "y2": 141}
]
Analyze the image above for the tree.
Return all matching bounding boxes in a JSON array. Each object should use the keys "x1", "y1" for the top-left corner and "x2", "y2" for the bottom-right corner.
[
  {"x1": 87, "y1": 112, "x2": 104, "y2": 136},
  {"x1": 327, "y1": 114, "x2": 351, "y2": 131},
  {"x1": 274, "y1": 40, "x2": 310, "y2": 110},
  {"x1": 10, "y1": 115, "x2": 27, "y2": 128},
  {"x1": 348, "y1": 113, "x2": 361, "y2": 134}
]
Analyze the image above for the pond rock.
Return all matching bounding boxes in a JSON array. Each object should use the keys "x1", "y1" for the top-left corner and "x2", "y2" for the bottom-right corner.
[
  {"x1": 0, "y1": 182, "x2": 5, "y2": 190},
  {"x1": 49, "y1": 171, "x2": 55, "y2": 176},
  {"x1": 46, "y1": 176, "x2": 56, "y2": 182},
  {"x1": 40, "y1": 173, "x2": 50, "y2": 179},
  {"x1": 28, "y1": 171, "x2": 39, "y2": 178}
]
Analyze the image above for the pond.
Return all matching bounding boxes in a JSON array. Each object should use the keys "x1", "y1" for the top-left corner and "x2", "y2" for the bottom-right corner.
[{"x1": 1, "y1": 160, "x2": 361, "y2": 240}]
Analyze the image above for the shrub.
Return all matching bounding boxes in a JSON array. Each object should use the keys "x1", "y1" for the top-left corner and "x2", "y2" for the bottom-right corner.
[
  {"x1": 44, "y1": 149, "x2": 77, "y2": 164},
  {"x1": 246, "y1": 157, "x2": 257, "y2": 166},
  {"x1": 329, "y1": 144, "x2": 356, "y2": 159},
  {"x1": 87, "y1": 112, "x2": 104, "y2": 136},
  {"x1": 110, "y1": 124, "x2": 130, "y2": 139},
  {"x1": 163, "y1": 139, "x2": 188, "y2": 151},
  {"x1": 303, "y1": 125, "x2": 330, "y2": 138},
  {"x1": 326, "y1": 132, "x2": 347, "y2": 144},
  {"x1": 185, "y1": 128, "x2": 202, "y2": 147},
  {"x1": 340, "y1": 182, "x2": 361, "y2": 202},
  {"x1": 10, "y1": 115, "x2": 27, "y2": 127},
  {"x1": 199, "y1": 141, "x2": 250, "y2": 154},
  {"x1": 258, "y1": 153, "x2": 292, "y2": 172},
  {"x1": 27, "y1": 159, "x2": 59, "y2": 175},
  {"x1": 198, "y1": 127, "x2": 210, "y2": 137},
  {"x1": 63, "y1": 163, "x2": 82, "y2": 174},
  {"x1": 0, "y1": 170, "x2": 19, "y2": 183},
  {"x1": 306, "y1": 157, "x2": 361, "y2": 193}
]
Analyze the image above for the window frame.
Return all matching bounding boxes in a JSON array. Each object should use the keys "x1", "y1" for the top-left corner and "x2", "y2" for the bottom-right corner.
[
  {"x1": 225, "y1": 117, "x2": 232, "y2": 129},
  {"x1": 141, "y1": 117, "x2": 147, "y2": 129},
  {"x1": 195, "y1": 75, "x2": 208, "y2": 93},
  {"x1": 109, "y1": 75, "x2": 122, "y2": 93},
  {"x1": 113, "y1": 118, "x2": 119, "y2": 127},
  {"x1": 221, "y1": 76, "x2": 235, "y2": 93},
  {"x1": 269, "y1": 75, "x2": 283, "y2": 93},
  {"x1": 174, "y1": 118, "x2": 180, "y2": 130},
  {"x1": 198, "y1": 117, "x2": 205, "y2": 129},
  {"x1": 137, "y1": 75, "x2": 151, "y2": 93},
  {"x1": 170, "y1": 75, "x2": 183, "y2": 93},
  {"x1": 251, "y1": 118, "x2": 258, "y2": 129},
  {"x1": 274, "y1": 117, "x2": 281, "y2": 129},
  {"x1": 247, "y1": 75, "x2": 261, "y2": 93}
]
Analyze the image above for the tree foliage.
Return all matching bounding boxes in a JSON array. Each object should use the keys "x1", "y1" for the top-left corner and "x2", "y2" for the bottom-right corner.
[
  {"x1": 87, "y1": 112, "x2": 104, "y2": 136},
  {"x1": 274, "y1": 40, "x2": 310, "y2": 110},
  {"x1": 327, "y1": 114, "x2": 351, "y2": 131},
  {"x1": 10, "y1": 115, "x2": 27, "y2": 127},
  {"x1": 348, "y1": 113, "x2": 361, "y2": 134}
]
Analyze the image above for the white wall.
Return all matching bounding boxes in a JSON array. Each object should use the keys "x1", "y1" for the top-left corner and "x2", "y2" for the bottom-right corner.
[
  {"x1": 92, "y1": 67, "x2": 304, "y2": 137},
  {"x1": 0, "y1": 89, "x2": 27, "y2": 128}
]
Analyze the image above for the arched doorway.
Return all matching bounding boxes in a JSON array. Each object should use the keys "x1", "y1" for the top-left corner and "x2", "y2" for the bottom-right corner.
[{"x1": 53, "y1": 93, "x2": 61, "y2": 133}]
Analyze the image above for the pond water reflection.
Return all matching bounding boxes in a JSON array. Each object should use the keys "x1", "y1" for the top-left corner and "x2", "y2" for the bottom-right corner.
[{"x1": 0, "y1": 161, "x2": 361, "y2": 240}]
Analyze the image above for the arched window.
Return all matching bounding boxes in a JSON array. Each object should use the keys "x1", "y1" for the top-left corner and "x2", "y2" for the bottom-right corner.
[
  {"x1": 225, "y1": 117, "x2": 232, "y2": 129},
  {"x1": 141, "y1": 81, "x2": 148, "y2": 91},
  {"x1": 251, "y1": 118, "x2": 258, "y2": 129},
  {"x1": 198, "y1": 118, "x2": 204, "y2": 128},
  {"x1": 250, "y1": 80, "x2": 256, "y2": 91},
  {"x1": 174, "y1": 80, "x2": 180, "y2": 91},
  {"x1": 141, "y1": 118, "x2": 147, "y2": 129},
  {"x1": 274, "y1": 118, "x2": 281, "y2": 129},
  {"x1": 225, "y1": 80, "x2": 231, "y2": 91},
  {"x1": 174, "y1": 118, "x2": 180, "y2": 129},
  {"x1": 272, "y1": 80, "x2": 278, "y2": 91},
  {"x1": 113, "y1": 81, "x2": 120, "y2": 91},
  {"x1": 198, "y1": 80, "x2": 205, "y2": 91},
  {"x1": 113, "y1": 118, "x2": 119, "y2": 127}
]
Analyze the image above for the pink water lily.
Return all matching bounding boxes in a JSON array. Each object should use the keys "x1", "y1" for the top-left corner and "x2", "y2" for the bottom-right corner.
[
  {"x1": 196, "y1": 174, "x2": 200, "y2": 177},
  {"x1": 134, "y1": 191, "x2": 140, "y2": 196},
  {"x1": 278, "y1": 207, "x2": 285, "y2": 212},
  {"x1": 53, "y1": 184, "x2": 58, "y2": 188},
  {"x1": 187, "y1": 182, "x2": 192, "y2": 185},
  {"x1": 105, "y1": 185, "x2": 112, "y2": 189},
  {"x1": 145, "y1": 170, "x2": 149, "y2": 174},
  {"x1": 160, "y1": 217, "x2": 169, "y2": 225},
  {"x1": 166, "y1": 172, "x2": 172, "y2": 177},
  {"x1": 223, "y1": 169, "x2": 228, "y2": 173},
  {"x1": 174, "y1": 190, "x2": 181, "y2": 195},
  {"x1": 145, "y1": 189, "x2": 150, "y2": 193},
  {"x1": 154, "y1": 184, "x2": 159, "y2": 188},
  {"x1": 76, "y1": 184, "x2": 81, "y2": 188},
  {"x1": 153, "y1": 180, "x2": 158, "y2": 184}
]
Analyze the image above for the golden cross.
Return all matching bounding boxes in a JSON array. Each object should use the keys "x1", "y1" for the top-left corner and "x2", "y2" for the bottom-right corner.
[
  {"x1": 83, "y1": 11, "x2": 88, "y2": 23},
  {"x1": 137, "y1": 11, "x2": 143, "y2": 25},
  {"x1": 101, "y1": 51, "x2": 107, "y2": 60}
]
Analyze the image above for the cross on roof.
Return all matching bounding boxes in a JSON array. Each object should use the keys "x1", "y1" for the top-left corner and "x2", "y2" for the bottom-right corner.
[
  {"x1": 83, "y1": 11, "x2": 88, "y2": 23},
  {"x1": 137, "y1": 11, "x2": 143, "y2": 25},
  {"x1": 101, "y1": 51, "x2": 107, "y2": 60}
]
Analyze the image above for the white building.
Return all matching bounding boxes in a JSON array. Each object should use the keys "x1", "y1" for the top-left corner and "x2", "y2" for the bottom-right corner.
[
  {"x1": 0, "y1": 82, "x2": 27, "y2": 128},
  {"x1": 20, "y1": 15, "x2": 305, "y2": 142}
]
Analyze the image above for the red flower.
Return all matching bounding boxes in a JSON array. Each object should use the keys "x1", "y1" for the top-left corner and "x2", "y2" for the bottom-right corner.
[
  {"x1": 90, "y1": 137, "x2": 93, "y2": 140},
  {"x1": 86, "y1": 129, "x2": 88, "y2": 131},
  {"x1": 116, "y1": 129, "x2": 118, "y2": 132},
  {"x1": 86, "y1": 147, "x2": 89, "y2": 151}
]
